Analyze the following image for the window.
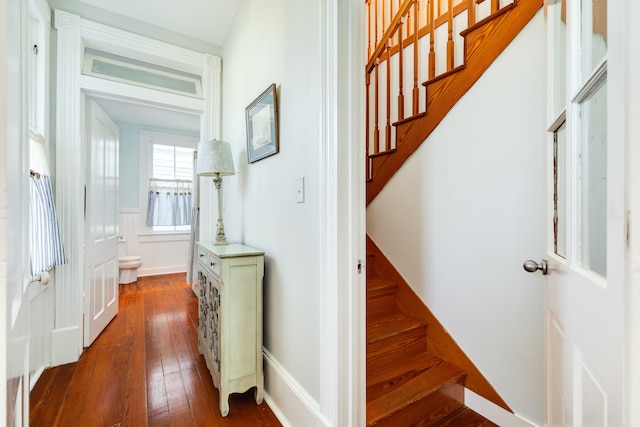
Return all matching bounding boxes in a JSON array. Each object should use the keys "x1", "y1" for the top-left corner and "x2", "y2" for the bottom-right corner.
[
  {"x1": 82, "y1": 52, "x2": 203, "y2": 99},
  {"x1": 140, "y1": 131, "x2": 198, "y2": 233},
  {"x1": 548, "y1": 0, "x2": 608, "y2": 277},
  {"x1": 28, "y1": 0, "x2": 47, "y2": 134},
  {"x1": 152, "y1": 144, "x2": 194, "y2": 182}
]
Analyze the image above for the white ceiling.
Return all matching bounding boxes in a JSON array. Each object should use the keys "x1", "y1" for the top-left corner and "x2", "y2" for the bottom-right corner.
[
  {"x1": 75, "y1": 0, "x2": 245, "y2": 134},
  {"x1": 75, "y1": 0, "x2": 244, "y2": 47},
  {"x1": 93, "y1": 98, "x2": 201, "y2": 134}
]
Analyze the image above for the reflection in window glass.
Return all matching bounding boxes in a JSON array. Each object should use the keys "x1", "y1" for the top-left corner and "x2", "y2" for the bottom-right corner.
[
  {"x1": 580, "y1": 0, "x2": 607, "y2": 81},
  {"x1": 580, "y1": 79, "x2": 607, "y2": 276},
  {"x1": 554, "y1": 122, "x2": 567, "y2": 258}
]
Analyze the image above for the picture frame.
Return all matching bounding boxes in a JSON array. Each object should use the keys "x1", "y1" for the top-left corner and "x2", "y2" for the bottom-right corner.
[{"x1": 246, "y1": 83, "x2": 279, "y2": 163}]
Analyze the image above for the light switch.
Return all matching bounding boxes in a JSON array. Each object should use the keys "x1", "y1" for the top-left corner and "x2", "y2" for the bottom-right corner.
[{"x1": 296, "y1": 177, "x2": 305, "y2": 203}]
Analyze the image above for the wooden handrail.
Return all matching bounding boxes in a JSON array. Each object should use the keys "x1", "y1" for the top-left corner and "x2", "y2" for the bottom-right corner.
[
  {"x1": 368, "y1": 0, "x2": 487, "y2": 70},
  {"x1": 366, "y1": 0, "x2": 415, "y2": 73}
]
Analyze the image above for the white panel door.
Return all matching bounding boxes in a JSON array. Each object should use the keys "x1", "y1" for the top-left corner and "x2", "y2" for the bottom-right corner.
[
  {"x1": 84, "y1": 99, "x2": 119, "y2": 347},
  {"x1": 543, "y1": 0, "x2": 624, "y2": 425}
]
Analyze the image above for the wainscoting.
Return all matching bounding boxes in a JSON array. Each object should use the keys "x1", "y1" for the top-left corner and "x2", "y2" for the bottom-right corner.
[{"x1": 119, "y1": 209, "x2": 190, "y2": 276}]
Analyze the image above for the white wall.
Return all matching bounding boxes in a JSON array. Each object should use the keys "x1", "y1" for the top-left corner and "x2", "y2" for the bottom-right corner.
[
  {"x1": 220, "y1": 0, "x2": 323, "y2": 423},
  {"x1": 367, "y1": 12, "x2": 546, "y2": 425}
]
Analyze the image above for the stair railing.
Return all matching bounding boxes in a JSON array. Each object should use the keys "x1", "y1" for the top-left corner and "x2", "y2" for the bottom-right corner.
[{"x1": 365, "y1": 0, "x2": 513, "y2": 181}]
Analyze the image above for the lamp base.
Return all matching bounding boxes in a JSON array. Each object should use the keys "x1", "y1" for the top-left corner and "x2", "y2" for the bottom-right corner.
[
  {"x1": 214, "y1": 236, "x2": 230, "y2": 245},
  {"x1": 214, "y1": 218, "x2": 229, "y2": 245}
]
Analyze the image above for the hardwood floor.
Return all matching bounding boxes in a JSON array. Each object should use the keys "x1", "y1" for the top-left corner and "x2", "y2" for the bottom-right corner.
[{"x1": 30, "y1": 273, "x2": 282, "y2": 427}]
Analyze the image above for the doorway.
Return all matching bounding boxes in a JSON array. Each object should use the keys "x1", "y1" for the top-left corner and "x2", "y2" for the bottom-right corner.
[{"x1": 52, "y1": 9, "x2": 220, "y2": 365}]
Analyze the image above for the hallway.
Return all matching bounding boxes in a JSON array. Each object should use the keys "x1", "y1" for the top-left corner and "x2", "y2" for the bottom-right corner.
[{"x1": 30, "y1": 273, "x2": 281, "y2": 426}]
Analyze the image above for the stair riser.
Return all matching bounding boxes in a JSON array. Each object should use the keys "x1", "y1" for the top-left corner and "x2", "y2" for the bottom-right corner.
[
  {"x1": 367, "y1": 287, "x2": 397, "y2": 317},
  {"x1": 367, "y1": 327, "x2": 427, "y2": 373},
  {"x1": 366, "y1": 254, "x2": 375, "y2": 277},
  {"x1": 368, "y1": 381, "x2": 465, "y2": 427}
]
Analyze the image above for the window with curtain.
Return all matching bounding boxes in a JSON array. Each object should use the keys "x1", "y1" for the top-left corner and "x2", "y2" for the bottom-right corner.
[
  {"x1": 28, "y1": 5, "x2": 67, "y2": 277},
  {"x1": 146, "y1": 142, "x2": 195, "y2": 231},
  {"x1": 29, "y1": 133, "x2": 67, "y2": 276}
]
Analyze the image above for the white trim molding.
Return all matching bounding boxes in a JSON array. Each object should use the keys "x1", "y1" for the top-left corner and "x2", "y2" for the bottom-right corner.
[
  {"x1": 53, "y1": 9, "x2": 219, "y2": 365},
  {"x1": 319, "y1": 0, "x2": 366, "y2": 426},
  {"x1": 263, "y1": 349, "x2": 330, "y2": 427},
  {"x1": 465, "y1": 389, "x2": 535, "y2": 427},
  {"x1": 53, "y1": 9, "x2": 85, "y2": 364},
  {"x1": 197, "y1": 55, "x2": 221, "y2": 246}
]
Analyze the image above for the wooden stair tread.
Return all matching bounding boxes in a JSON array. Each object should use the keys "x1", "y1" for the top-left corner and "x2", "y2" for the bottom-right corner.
[
  {"x1": 366, "y1": 358, "x2": 466, "y2": 425},
  {"x1": 430, "y1": 406, "x2": 499, "y2": 427},
  {"x1": 367, "y1": 276, "x2": 395, "y2": 291},
  {"x1": 367, "y1": 311, "x2": 424, "y2": 342},
  {"x1": 367, "y1": 352, "x2": 465, "y2": 401}
]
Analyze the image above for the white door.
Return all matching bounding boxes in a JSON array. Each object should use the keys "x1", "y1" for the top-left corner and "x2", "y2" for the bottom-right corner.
[
  {"x1": 543, "y1": 0, "x2": 624, "y2": 425},
  {"x1": 84, "y1": 99, "x2": 119, "y2": 346}
]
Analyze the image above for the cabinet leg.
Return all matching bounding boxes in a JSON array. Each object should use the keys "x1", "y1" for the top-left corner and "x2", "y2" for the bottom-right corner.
[
  {"x1": 219, "y1": 394, "x2": 229, "y2": 417},
  {"x1": 255, "y1": 386, "x2": 264, "y2": 405}
]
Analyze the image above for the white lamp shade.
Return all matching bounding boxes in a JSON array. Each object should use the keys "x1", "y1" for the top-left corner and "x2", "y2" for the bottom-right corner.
[{"x1": 196, "y1": 140, "x2": 235, "y2": 176}]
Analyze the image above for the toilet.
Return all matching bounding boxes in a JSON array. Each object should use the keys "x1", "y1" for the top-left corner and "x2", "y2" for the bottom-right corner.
[{"x1": 118, "y1": 236, "x2": 142, "y2": 284}]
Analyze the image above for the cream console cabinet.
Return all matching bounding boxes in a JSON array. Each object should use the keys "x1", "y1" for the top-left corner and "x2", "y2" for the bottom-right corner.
[{"x1": 197, "y1": 242, "x2": 265, "y2": 417}]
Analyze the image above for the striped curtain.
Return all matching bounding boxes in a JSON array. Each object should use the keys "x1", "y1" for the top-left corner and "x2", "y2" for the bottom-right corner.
[
  {"x1": 29, "y1": 137, "x2": 68, "y2": 276},
  {"x1": 186, "y1": 151, "x2": 200, "y2": 285}
]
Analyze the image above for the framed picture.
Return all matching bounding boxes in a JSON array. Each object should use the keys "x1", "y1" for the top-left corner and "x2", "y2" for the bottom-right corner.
[{"x1": 246, "y1": 83, "x2": 279, "y2": 163}]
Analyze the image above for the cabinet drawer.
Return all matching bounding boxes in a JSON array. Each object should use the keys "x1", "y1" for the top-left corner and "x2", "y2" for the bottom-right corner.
[{"x1": 199, "y1": 249, "x2": 221, "y2": 276}]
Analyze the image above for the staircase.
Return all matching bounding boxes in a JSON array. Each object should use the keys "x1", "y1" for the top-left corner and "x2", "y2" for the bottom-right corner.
[
  {"x1": 364, "y1": 1, "x2": 544, "y2": 423},
  {"x1": 364, "y1": 1, "x2": 543, "y2": 423},
  {"x1": 366, "y1": 237, "x2": 503, "y2": 426},
  {"x1": 366, "y1": 0, "x2": 544, "y2": 205}
]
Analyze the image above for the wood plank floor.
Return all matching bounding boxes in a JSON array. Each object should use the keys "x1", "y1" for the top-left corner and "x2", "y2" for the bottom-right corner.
[{"x1": 30, "y1": 273, "x2": 282, "y2": 427}]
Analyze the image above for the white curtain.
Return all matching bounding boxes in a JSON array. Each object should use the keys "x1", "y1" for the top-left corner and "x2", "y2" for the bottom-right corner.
[
  {"x1": 186, "y1": 151, "x2": 200, "y2": 285},
  {"x1": 146, "y1": 181, "x2": 192, "y2": 226},
  {"x1": 29, "y1": 137, "x2": 68, "y2": 276}
]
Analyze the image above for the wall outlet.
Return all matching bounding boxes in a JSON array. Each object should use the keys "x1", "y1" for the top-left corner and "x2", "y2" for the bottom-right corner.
[{"x1": 296, "y1": 177, "x2": 305, "y2": 203}]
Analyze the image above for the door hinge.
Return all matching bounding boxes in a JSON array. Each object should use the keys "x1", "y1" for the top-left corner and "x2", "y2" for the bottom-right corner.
[{"x1": 627, "y1": 210, "x2": 631, "y2": 249}]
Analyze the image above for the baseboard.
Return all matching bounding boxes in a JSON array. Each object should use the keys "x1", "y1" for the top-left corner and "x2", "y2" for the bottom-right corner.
[
  {"x1": 138, "y1": 265, "x2": 186, "y2": 277},
  {"x1": 263, "y1": 349, "x2": 331, "y2": 427},
  {"x1": 465, "y1": 389, "x2": 536, "y2": 427},
  {"x1": 118, "y1": 208, "x2": 141, "y2": 214},
  {"x1": 30, "y1": 365, "x2": 46, "y2": 391},
  {"x1": 51, "y1": 326, "x2": 81, "y2": 366}
]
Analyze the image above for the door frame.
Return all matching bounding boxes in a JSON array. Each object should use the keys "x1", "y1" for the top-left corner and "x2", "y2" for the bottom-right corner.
[
  {"x1": 53, "y1": 9, "x2": 220, "y2": 364},
  {"x1": 622, "y1": 0, "x2": 640, "y2": 423},
  {"x1": 599, "y1": 0, "x2": 640, "y2": 423},
  {"x1": 319, "y1": 0, "x2": 366, "y2": 425},
  {"x1": 53, "y1": 6, "x2": 367, "y2": 425}
]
